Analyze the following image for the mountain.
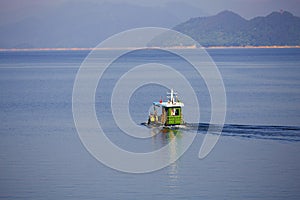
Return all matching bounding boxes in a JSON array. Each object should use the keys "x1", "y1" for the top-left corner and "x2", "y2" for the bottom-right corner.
[
  {"x1": 172, "y1": 10, "x2": 300, "y2": 47},
  {"x1": 2, "y1": 5, "x2": 299, "y2": 48},
  {"x1": 0, "y1": 1, "x2": 205, "y2": 48}
]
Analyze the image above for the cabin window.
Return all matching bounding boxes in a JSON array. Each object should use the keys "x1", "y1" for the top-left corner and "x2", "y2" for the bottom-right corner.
[
  {"x1": 170, "y1": 108, "x2": 180, "y2": 116},
  {"x1": 175, "y1": 108, "x2": 180, "y2": 116}
]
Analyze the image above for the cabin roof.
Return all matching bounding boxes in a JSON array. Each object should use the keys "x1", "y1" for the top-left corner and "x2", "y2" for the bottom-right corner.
[{"x1": 153, "y1": 101, "x2": 184, "y2": 108}]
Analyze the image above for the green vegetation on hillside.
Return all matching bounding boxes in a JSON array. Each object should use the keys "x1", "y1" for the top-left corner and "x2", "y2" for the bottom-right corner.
[{"x1": 151, "y1": 11, "x2": 300, "y2": 47}]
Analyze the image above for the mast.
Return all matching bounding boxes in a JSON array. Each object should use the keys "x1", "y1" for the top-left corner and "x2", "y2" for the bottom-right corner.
[{"x1": 167, "y1": 88, "x2": 177, "y2": 104}]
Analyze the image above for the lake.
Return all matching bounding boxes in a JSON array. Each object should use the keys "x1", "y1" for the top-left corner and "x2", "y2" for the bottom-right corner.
[{"x1": 0, "y1": 48, "x2": 300, "y2": 199}]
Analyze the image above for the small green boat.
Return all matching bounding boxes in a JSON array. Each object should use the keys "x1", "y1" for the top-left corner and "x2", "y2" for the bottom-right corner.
[{"x1": 147, "y1": 89, "x2": 185, "y2": 127}]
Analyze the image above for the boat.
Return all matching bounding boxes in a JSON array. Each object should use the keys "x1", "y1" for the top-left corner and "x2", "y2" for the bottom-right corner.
[{"x1": 146, "y1": 89, "x2": 185, "y2": 128}]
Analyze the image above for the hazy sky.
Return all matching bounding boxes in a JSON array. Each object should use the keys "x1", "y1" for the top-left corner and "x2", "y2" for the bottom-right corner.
[{"x1": 1, "y1": 0, "x2": 299, "y2": 25}]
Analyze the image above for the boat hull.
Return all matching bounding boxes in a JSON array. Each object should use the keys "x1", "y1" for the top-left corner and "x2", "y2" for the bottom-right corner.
[{"x1": 141, "y1": 122, "x2": 186, "y2": 129}]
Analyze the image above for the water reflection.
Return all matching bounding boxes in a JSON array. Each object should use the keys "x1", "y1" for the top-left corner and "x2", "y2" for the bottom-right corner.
[{"x1": 150, "y1": 128, "x2": 182, "y2": 189}]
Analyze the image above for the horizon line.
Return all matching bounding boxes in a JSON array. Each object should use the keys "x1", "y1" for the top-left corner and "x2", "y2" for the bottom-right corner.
[{"x1": 1, "y1": 45, "x2": 300, "y2": 52}]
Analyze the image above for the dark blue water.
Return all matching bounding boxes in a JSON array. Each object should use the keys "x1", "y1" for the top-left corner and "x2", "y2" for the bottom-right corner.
[{"x1": 0, "y1": 49, "x2": 300, "y2": 199}]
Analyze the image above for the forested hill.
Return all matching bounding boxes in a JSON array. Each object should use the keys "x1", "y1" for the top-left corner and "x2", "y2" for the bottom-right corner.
[{"x1": 173, "y1": 10, "x2": 300, "y2": 47}]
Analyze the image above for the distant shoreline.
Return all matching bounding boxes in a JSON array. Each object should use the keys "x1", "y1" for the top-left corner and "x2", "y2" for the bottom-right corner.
[
  {"x1": 205, "y1": 45, "x2": 300, "y2": 49},
  {"x1": 0, "y1": 45, "x2": 300, "y2": 52}
]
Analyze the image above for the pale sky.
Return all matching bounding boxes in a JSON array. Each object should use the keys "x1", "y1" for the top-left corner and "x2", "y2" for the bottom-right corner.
[{"x1": 1, "y1": 0, "x2": 299, "y2": 25}]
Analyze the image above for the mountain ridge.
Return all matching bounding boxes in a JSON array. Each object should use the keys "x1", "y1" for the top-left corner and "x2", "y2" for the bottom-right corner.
[
  {"x1": 173, "y1": 10, "x2": 300, "y2": 47},
  {"x1": 1, "y1": 8, "x2": 299, "y2": 48}
]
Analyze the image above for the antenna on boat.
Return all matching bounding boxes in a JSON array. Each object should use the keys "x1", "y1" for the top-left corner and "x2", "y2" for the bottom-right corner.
[{"x1": 167, "y1": 88, "x2": 177, "y2": 103}]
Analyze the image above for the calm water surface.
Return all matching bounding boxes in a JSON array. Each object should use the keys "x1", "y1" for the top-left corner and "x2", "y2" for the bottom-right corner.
[{"x1": 0, "y1": 48, "x2": 300, "y2": 199}]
